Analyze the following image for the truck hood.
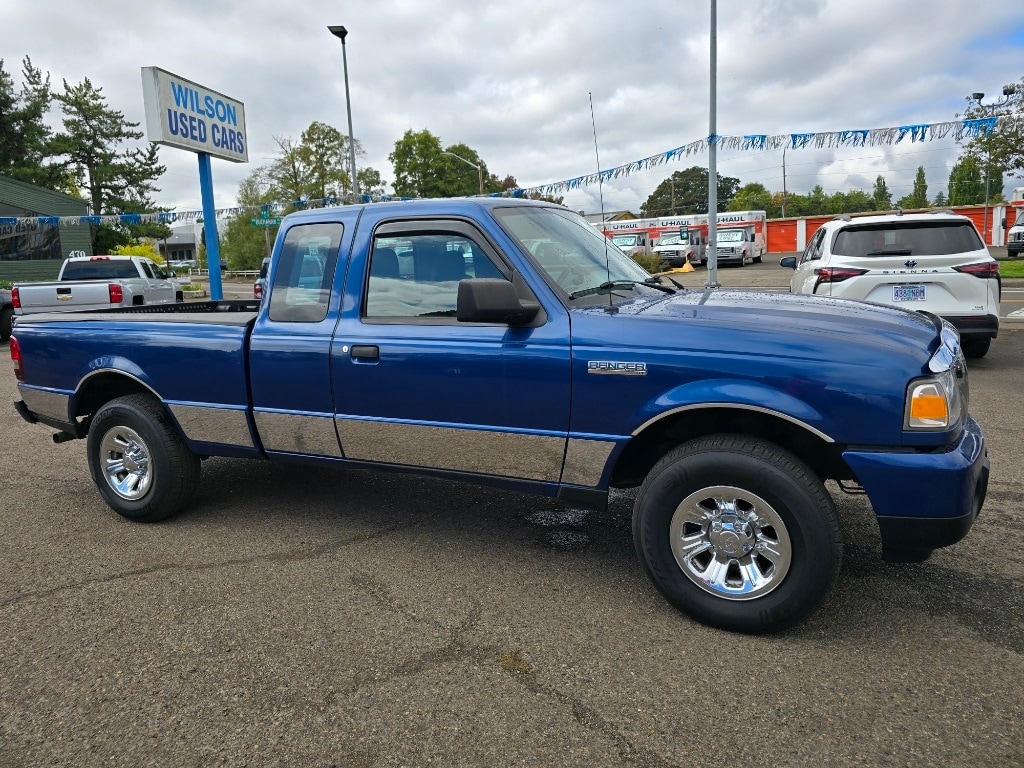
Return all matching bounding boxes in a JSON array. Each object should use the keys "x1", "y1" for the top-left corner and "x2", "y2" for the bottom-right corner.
[
  {"x1": 574, "y1": 287, "x2": 939, "y2": 362},
  {"x1": 568, "y1": 288, "x2": 944, "y2": 447}
]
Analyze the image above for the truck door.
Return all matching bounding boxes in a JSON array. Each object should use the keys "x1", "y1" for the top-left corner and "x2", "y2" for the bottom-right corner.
[
  {"x1": 331, "y1": 218, "x2": 572, "y2": 484},
  {"x1": 248, "y1": 215, "x2": 356, "y2": 458},
  {"x1": 139, "y1": 259, "x2": 175, "y2": 303}
]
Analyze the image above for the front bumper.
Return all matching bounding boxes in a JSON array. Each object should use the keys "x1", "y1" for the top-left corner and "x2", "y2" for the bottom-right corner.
[
  {"x1": 1007, "y1": 241, "x2": 1023, "y2": 257},
  {"x1": 842, "y1": 415, "x2": 988, "y2": 562}
]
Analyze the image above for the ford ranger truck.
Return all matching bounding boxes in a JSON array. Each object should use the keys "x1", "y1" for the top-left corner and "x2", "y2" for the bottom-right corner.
[
  {"x1": 10, "y1": 199, "x2": 988, "y2": 634},
  {"x1": 12, "y1": 255, "x2": 183, "y2": 316}
]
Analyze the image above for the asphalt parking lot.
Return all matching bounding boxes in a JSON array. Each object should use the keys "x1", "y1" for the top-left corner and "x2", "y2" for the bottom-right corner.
[{"x1": 1, "y1": 279, "x2": 1022, "y2": 767}]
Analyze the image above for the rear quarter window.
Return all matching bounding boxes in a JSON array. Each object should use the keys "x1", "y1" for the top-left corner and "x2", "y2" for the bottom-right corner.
[{"x1": 832, "y1": 222, "x2": 983, "y2": 257}]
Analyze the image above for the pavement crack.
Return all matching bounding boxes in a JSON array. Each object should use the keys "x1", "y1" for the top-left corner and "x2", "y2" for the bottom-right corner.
[{"x1": 0, "y1": 511, "x2": 448, "y2": 611}]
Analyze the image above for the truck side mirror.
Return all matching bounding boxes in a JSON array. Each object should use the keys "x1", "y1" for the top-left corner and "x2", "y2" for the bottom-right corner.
[
  {"x1": 457, "y1": 279, "x2": 540, "y2": 325},
  {"x1": 1002, "y1": 217, "x2": 1007, "y2": 229}
]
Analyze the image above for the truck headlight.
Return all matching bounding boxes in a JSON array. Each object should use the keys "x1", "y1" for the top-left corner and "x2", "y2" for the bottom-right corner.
[{"x1": 905, "y1": 327, "x2": 965, "y2": 430}]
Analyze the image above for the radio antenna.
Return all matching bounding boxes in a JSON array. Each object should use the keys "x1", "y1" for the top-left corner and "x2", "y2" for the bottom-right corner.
[{"x1": 589, "y1": 92, "x2": 617, "y2": 314}]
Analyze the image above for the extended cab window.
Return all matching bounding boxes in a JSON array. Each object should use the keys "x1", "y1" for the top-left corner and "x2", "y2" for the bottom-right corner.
[
  {"x1": 268, "y1": 223, "x2": 343, "y2": 323},
  {"x1": 365, "y1": 232, "x2": 504, "y2": 320}
]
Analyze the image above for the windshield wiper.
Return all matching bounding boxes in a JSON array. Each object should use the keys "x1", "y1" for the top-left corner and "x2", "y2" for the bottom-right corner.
[
  {"x1": 866, "y1": 248, "x2": 913, "y2": 256},
  {"x1": 568, "y1": 279, "x2": 675, "y2": 300},
  {"x1": 643, "y1": 277, "x2": 676, "y2": 293}
]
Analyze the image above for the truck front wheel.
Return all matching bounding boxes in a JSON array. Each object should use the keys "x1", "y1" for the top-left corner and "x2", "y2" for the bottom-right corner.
[
  {"x1": 86, "y1": 394, "x2": 201, "y2": 522},
  {"x1": 632, "y1": 435, "x2": 841, "y2": 633}
]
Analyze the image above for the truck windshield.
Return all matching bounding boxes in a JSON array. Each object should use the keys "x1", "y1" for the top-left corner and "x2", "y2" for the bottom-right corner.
[
  {"x1": 658, "y1": 234, "x2": 687, "y2": 246},
  {"x1": 716, "y1": 230, "x2": 744, "y2": 243},
  {"x1": 494, "y1": 207, "x2": 656, "y2": 299},
  {"x1": 1015, "y1": 209, "x2": 1024, "y2": 227},
  {"x1": 611, "y1": 235, "x2": 639, "y2": 247}
]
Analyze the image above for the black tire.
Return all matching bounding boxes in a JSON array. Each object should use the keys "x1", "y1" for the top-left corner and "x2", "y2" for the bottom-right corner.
[
  {"x1": 962, "y1": 338, "x2": 991, "y2": 359},
  {"x1": 754, "y1": 250, "x2": 763, "y2": 264},
  {"x1": 0, "y1": 305, "x2": 12, "y2": 341},
  {"x1": 632, "y1": 434, "x2": 841, "y2": 634},
  {"x1": 86, "y1": 394, "x2": 201, "y2": 522}
]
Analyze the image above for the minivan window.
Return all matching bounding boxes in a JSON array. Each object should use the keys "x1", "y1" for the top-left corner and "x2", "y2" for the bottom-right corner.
[{"x1": 832, "y1": 222, "x2": 983, "y2": 257}]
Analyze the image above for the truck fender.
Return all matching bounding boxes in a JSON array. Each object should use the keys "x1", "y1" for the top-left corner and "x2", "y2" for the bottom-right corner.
[
  {"x1": 631, "y1": 378, "x2": 834, "y2": 443},
  {"x1": 72, "y1": 361, "x2": 163, "y2": 416}
]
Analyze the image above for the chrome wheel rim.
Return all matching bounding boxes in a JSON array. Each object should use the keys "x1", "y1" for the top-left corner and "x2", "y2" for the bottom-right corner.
[
  {"x1": 98, "y1": 425, "x2": 153, "y2": 501},
  {"x1": 669, "y1": 485, "x2": 792, "y2": 600}
]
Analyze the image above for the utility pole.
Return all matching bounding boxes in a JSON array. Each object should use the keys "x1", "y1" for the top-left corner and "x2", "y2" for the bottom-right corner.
[{"x1": 782, "y1": 145, "x2": 788, "y2": 218}]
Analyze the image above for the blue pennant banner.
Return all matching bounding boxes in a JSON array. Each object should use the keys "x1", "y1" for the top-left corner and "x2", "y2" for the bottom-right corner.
[{"x1": 3, "y1": 116, "x2": 1009, "y2": 228}]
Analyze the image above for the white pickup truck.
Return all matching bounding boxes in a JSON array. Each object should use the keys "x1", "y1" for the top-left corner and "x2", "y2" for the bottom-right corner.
[{"x1": 12, "y1": 256, "x2": 183, "y2": 317}]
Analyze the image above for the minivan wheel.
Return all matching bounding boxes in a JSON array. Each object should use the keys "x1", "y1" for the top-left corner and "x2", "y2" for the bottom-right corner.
[{"x1": 962, "y1": 338, "x2": 991, "y2": 359}]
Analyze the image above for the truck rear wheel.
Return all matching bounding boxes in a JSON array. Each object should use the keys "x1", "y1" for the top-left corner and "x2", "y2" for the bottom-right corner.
[
  {"x1": 86, "y1": 394, "x2": 201, "y2": 522},
  {"x1": 0, "y1": 306, "x2": 12, "y2": 341},
  {"x1": 632, "y1": 434, "x2": 841, "y2": 633}
]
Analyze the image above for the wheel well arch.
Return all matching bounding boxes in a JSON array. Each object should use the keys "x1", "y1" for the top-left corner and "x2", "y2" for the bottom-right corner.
[
  {"x1": 73, "y1": 371, "x2": 162, "y2": 419},
  {"x1": 608, "y1": 406, "x2": 851, "y2": 488}
]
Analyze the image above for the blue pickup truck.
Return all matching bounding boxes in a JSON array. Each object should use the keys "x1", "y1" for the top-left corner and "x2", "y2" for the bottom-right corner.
[{"x1": 10, "y1": 199, "x2": 988, "y2": 633}]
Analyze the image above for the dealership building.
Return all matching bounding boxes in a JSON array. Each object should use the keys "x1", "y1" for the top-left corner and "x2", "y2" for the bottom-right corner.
[{"x1": 0, "y1": 174, "x2": 91, "y2": 282}]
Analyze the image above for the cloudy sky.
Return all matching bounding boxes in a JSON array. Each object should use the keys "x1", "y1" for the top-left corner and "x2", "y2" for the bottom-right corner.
[{"x1": 7, "y1": 0, "x2": 1024, "y2": 217}]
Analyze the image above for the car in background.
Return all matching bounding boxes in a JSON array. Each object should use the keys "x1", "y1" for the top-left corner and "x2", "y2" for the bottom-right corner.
[
  {"x1": 254, "y1": 257, "x2": 270, "y2": 300},
  {"x1": 781, "y1": 211, "x2": 1000, "y2": 358}
]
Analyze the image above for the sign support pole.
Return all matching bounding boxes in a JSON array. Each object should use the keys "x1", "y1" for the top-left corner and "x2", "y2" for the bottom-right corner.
[{"x1": 198, "y1": 152, "x2": 223, "y2": 300}]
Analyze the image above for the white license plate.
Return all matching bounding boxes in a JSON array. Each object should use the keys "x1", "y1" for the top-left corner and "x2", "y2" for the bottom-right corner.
[{"x1": 893, "y1": 285, "x2": 926, "y2": 302}]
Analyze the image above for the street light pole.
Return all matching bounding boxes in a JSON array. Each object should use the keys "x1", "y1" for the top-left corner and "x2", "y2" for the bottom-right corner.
[
  {"x1": 970, "y1": 85, "x2": 1017, "y2": 244},
  {"x1": 328, "y1": 25, "x2": 359, "y2": 203},
  {"x1": 441, "y1": 150, "x2": 485, "y2": 195}
]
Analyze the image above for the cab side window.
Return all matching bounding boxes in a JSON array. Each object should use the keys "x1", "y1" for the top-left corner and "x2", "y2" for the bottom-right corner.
[
  {"x1": 268, "y1": 223, "x2": 343, "y2": 323},
  {"x1": 365, "y1": 232, "x2": 505, "y2": 320}
]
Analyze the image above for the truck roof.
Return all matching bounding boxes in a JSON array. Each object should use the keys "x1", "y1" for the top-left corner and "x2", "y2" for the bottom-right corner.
[{"x1": 281, "y1": 197, "x2": 554, "y2": 226}]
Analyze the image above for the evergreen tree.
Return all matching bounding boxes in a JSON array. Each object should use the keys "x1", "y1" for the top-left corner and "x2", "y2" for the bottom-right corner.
[
  {"x1": 910, "y1": 166, "x2": 929, "y2": 208},
  {"x1": 0, "y1": 57, "x2": 65, "y2": 190},
  {"x1": 932, "y1": 191, "x2": 948, "y2": 207},
  {"x1": 50, "y1": 77, "x2": 168, "y2": 248},
  {"x1": 872, "y1": 175, "x2": 892, "y2": 211},
  {"x1": 948, "y1": 155, "x2": 985, "y2": 205}
]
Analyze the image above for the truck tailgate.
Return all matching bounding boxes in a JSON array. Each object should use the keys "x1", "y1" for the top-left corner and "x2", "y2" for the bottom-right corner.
[{"x1": 15, "y1": 281, "x2": 117, "y2": 314}]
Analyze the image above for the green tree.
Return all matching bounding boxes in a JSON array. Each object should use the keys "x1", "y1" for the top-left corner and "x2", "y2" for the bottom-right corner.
[
  {"x1": 872, "y1": 175, "x2": 892, "y2": 211},
  {"x1": 806, "y1": 185, "x2": 828, "y2": 215},
  {"x1": 958, "y1": 78, "x2": 1024, "y2": 181},
  {"x1": 728, "y1": 182, "x2": 776, "y2": 216},
  {"x1": 909, "y1": 166, "x2": 929, "y2": 208},
  {"x1": 296, "y1": 121, "x2": 353, "y2": 201},
  {"x1": 640, "y1": 166, "x2": 740, "y2": 217},
  {"x1": 49, "y1": 77, "x2": 168, "y2": 249},
  {"x1": 948, "y1": 155, "x2": 985, "y2": 205},
  {"x1": 0, "y1": 57, "x2": 65, "y2": 190},
  {"x1": 932, "y1": 190, "x2": 948, "y2": 207},
  {"x1": 389, "y1": 130, "x2": 500, "y2": 198},
  {"x1": 843, "y1": 190, "x2": 874, "y2": 213},
  {"x1": 357, "y1": 167, "x2": 385, "y2": 197},
  {"x1": 266, "y1": 121, "x2": 379, "y2": 205},
  {"x1": 389, "y1": 129, "x2": 445, "y2": 197},
  {"x1": 220, "y1": 167, "x2": 278, "y2": 271}
]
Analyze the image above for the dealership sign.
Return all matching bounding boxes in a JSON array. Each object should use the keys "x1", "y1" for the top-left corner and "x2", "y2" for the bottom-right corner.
[{"x1": 141, "y1": 67, "x2": 248, "y2": 163}]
